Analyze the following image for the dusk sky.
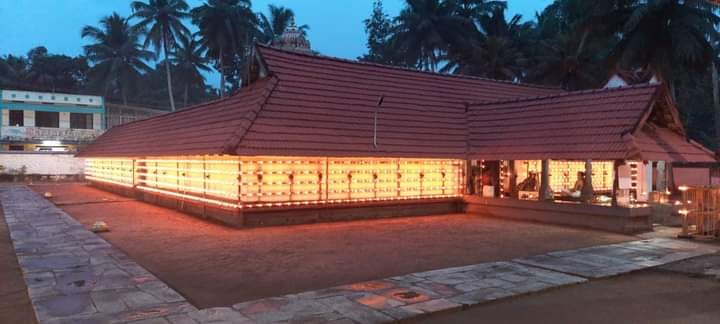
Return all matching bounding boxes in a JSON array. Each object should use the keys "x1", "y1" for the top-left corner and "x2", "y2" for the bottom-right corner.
[{"x1": 0, "y1": 0, "x2": 552, "y2": 83}]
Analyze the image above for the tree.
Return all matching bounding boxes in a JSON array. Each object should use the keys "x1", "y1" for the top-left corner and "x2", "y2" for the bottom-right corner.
[
  {"x1": 611, "y1": 0, "x2": 720, "y2": 97},
  {"x1": 131, "y1": 0, "x2": 191, "y2": 112},
  {"x1": 451, "y1": 0, "x2": 506, "y2": 20},
  {"x1": 82, "y1": 13, "x2": 154, "y2": 105},
  {"x1": 171, "y1": 34, "x2": 211, "y2": 107},
  {"x1": 522, "y1": 0, "x2": 628, "y2": 90},
  {"x1": 23, "y1": 47, "x2": 89, "y2": 92},
  {"x1": 256, "y1": 5, "x2": 308, "y2": 44},
  {"x1": 390, "y1": 0, "x2": 478, "y2": 71},
  {"x1": 527, "y1": 33, "x2": 604, "y2": 90},
  {"x1": 443, "y1": 7, "x2": 527, "y2": 80},
  {"x1": 191, "y1": 0, "x2": 256, "y2": 97},
  {"x1": 0, "y1": 55, "x2": 28, "y2": 88},
  {"x1": 360, "y1": 0, "x2": 402, "y2": 65}
]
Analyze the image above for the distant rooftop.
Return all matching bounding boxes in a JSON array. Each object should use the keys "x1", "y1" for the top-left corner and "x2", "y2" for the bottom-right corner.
[{"x1": 0, "y1": 89, "x2": 103, "y2": 107}]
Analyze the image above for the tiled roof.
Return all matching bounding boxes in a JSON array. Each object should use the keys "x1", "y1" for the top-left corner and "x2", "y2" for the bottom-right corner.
[
  {"x1": 79, "y1": 77, "x2": 278, "y2": 157},
  {"x1": 467, "y1": 84, "x2": 714, "y2": 162},
  {"x1": 79, "y1": 45, "x2": 715, "y2": 163},
  {"x1": 628, "y1": 126, "x2": 716, "y2": 162},
  {"x1": 233, "y1": 45, "x2": 562, "y2": 158},
  {"x1": 80, "y1": 45, "x2": 561, "y2": 158}
]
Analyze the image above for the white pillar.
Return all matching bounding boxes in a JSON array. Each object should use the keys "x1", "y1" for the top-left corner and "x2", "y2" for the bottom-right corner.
[{"x1": 24, "y1": 110, "x2": 35, "y2": 127}]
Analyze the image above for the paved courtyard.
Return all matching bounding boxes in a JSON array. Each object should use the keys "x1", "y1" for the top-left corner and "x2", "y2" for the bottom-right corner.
[
  {"x1": 30, "y1": 183, "x2": 634, "y2": 308},
  {"x1": 418, "y1": 269, "x2": 720, "y2": 324},
  {"x1": 3, "y1": 184, "x2": 718, "y2": 323}
]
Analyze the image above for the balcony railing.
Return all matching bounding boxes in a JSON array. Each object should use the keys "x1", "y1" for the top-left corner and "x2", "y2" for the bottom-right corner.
[{"x1": 0, "y1": 126, "x2": 104, "y2": 143}]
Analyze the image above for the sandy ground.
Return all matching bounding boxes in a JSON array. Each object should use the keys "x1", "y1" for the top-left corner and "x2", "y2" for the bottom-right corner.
[
  {"x1": 29, "y1": 183, "x2": 635, "y2": 309},
  {"x1": 0, "y1": 203, "x2": 38, "y2": 324},
  {"x1": 418, "y1": 269, "x2": 720, "y2": 324}
]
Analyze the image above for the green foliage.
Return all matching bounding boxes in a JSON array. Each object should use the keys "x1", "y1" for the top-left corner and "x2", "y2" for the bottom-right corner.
[
  {"x1": 257, "y1": 5, "x2": 308, "y2": 44},
  {"x1": 131, "y1": 0, "x2": 192, "y2": 111},
  {"x1": 191, "y1": 0, "x2": 257, "y2": 96},
  {"x1": 360, "y1": 1, "x2": 402, "y2": 65},
  {"x1": 359, "y1": 0, "x2": 720, "y2": 148},
  {"x1": 81, "y1": 12, "x2": 155, "y2": 105}
]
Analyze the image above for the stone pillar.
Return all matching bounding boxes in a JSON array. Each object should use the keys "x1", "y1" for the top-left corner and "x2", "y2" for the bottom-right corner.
[
  {"x1": 540, "y1": 159, "x2": 553, "y2": 201},
  {"x1": 581, "y1": 159, "x2": 594, "y2": 202}
]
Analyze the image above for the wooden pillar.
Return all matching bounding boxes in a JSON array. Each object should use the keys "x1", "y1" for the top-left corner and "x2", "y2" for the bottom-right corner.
[
  {"x1": 508, "y1": 160, "x2": 518, "y2": 199},
  {"x1": 656, "y1": 161, "x2": 667, "y2": 193},
  {"x1": 612, "y1": 160, "x2": 622, "y2": 206},
  {"x1": 466, "y1": 160, "x2": 474, "y2": 195},
  {"x1": 581, "y1": 159, "x2": 594, "y2": 202},
  {"x1": 540, "y1": 159, "x2": 553, "y2": 201},
  {"x1": 667, "y1": 162, "x2": 676, "y2": 193}
]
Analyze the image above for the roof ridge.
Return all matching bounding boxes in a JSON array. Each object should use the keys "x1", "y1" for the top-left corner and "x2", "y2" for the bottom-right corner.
[
  {"x1": 222, "y1": 76, "x2": 279, "y2": 154},
  {"x1": 255, "y1": 44, "x2": 562, "y2": 91},
  {"x1": 468, "y1": 83, "x2": 661, "y2": 108}
]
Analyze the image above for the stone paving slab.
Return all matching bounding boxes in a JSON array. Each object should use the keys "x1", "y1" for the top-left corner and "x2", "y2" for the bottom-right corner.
[
  {"x1": 0, "y1": 186, "x2": 198, "y2": 324},
  {"x1": 227, "y1": 261, "x2": 587, "y2": 323},
  {"x1": 3, "y1": 185, "x2": 719, "y2": 324},
  {"x1": 514, "y1": 238, "x2": 719, "y2": 278}
]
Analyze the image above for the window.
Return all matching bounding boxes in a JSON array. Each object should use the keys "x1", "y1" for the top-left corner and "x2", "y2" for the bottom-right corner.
[
  {"x1": 8, "y1": 145, "x2": 24, "y2": 151},
  {"x1": 35, "y1": 111, "x2": 59, "y2": 128},
  {"x1": 70, "y1": 113, "x2": 93, "y2": 129},
  {"x1": 9, "y1": 110, "x2": 23, "y2": 126}
]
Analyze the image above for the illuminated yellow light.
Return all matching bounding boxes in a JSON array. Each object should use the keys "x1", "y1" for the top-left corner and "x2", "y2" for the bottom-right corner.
[
  {"x1": 678, "y1": 185, "x2": 689, "y2": 192},
  {"x1": 136, "y1": 186, "x2": 239, "y2": 209},
  {"x1": 85, "y1": 176, "x2": 134, "y2": 188},
  {"x1": 86, "y1": 156, "x2": 465, "y2": 209}
]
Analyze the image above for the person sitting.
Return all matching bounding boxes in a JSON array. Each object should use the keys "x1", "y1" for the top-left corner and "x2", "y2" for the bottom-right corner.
[
  {"x1": 517, "y1": 172, "x2": 538, "y2": 192},
  {"x1": 561, "y1": 172, "x2": 585, "y2": 198}
]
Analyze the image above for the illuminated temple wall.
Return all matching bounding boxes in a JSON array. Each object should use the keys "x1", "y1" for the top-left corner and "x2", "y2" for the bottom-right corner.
[
  {"x1": 513, "y1": 160, "x2": 615, "y2": 193},
  {"x1": 85, "y1": 156, "x2": 465, "y2": 209}
]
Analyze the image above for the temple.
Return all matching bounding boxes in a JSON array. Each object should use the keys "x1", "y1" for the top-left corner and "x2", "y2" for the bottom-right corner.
[{"x1": 78, "y1": 43, "x2": 716, "y2": 231}]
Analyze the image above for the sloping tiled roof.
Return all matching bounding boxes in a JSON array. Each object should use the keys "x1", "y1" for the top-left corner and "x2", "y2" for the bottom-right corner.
[
  {"x1": 79, "y1": 77, "x2": 278, "y2": 157},
  {"x1": 467, "y1": 84, "x2": 715, "y2": 162},
  {"x1": 628, "y1": 126, "x2": 716, "y2": 162},
  {"x1": 80, "y1": 45, "x2": 561, "y2": 158},
  {"x1": 233, "y1": 45, "x2": 563, "y2": 158},
  {"x1": 79, "y1": 45, "x2": 715, "y2": 163}
]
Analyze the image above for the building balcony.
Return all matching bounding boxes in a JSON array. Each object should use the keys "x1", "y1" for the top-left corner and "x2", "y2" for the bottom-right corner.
[{"x1": 0, "y1": 126, "x2": 104, "y2": 143}]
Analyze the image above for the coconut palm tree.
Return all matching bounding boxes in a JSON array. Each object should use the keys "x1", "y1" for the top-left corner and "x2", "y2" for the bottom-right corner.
[
  {"x1": 390, "y1": 0, "x2": 477, "y2": 71},
  {"x1": 130, "y1": 0, "x2": 191, "y2": 111},
  {"x1": 191, "y1": 0, "x2": 256, "y2": 97},
  {"x1": 443, "y1": 7, "x2": 527, "y2": 80},
  {"x1": 611, "y1": 0, "x2": 720, "y2": 97},
  {"x1": 82, "y1": 13, "x2": 154, "y2": 105},
  {"x1": 256, "y1": 5, "x2": 309, "y2": 44},
  {"x1": 171, "y1": 34, "x2": 211, "y2": 107},
  {"x1": 527, "y1": 33, "x2": 605, "y2": 90}
]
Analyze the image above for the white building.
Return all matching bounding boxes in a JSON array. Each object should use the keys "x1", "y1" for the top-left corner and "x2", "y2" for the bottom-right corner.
[{"x1": 0, "y1": 89, "x2": 105, "y2": 152}]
